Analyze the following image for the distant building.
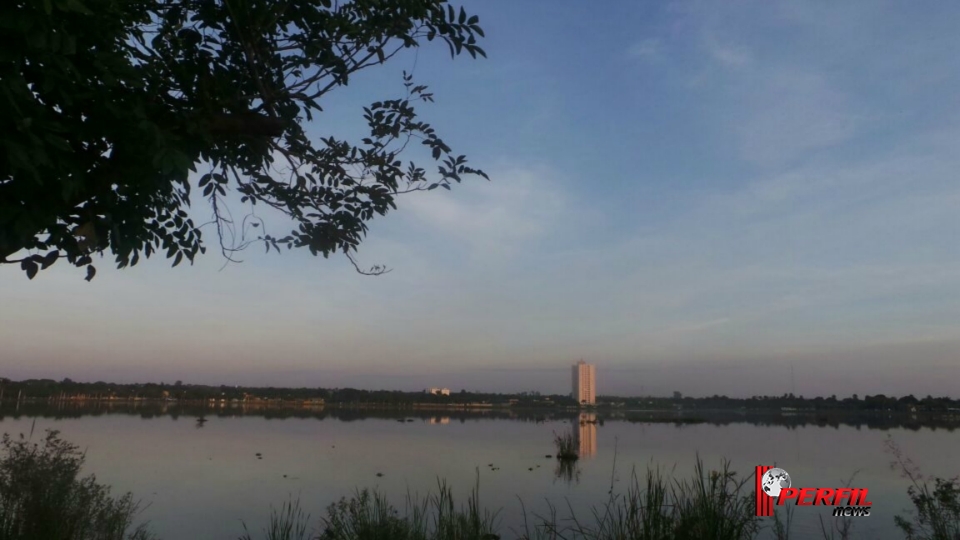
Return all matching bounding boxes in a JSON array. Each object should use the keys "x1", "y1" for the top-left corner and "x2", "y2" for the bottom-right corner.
[
  {"x1": 429, "y1": 387, "x2": 451, "y2": 396},
  {"x1": 572, "y1": 360, "x2": 596, "y2": 405}
]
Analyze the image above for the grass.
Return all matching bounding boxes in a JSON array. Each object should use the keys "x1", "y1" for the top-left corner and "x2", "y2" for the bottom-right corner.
[
  {"x1": 770, "y1": 500, "x2": 794, "y2": 540},
  {"x1": 523, "y1": 458, "x2": 758, "y2": 540},
  {"x1": 814, "y1": 471, "x2": 861, "y2": 540},
  {"x1": 244, "y1": 458, "x2": 758, "y2": 540},
  {"x1": 240, "y1": 499, "x2": 310, "y2": 540},
  {"x1": 553, "y1": 431, "x2": 578, "y2": 462},
  {"x1": 240, "y1": 476, "x2": 499, "y2": 540},
  {"x1": 0, "y1": 428, "x2": 154, "y2": 540}
]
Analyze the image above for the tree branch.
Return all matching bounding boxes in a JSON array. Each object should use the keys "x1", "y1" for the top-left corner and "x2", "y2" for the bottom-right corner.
[{"x1": 345, "y1": 252, "x2": 391, "y2": 276}]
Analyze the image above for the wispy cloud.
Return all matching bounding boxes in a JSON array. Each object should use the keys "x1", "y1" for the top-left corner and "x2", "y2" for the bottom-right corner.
[
  {"x1": 628, "y1": 39, "x2": 662, "y2": 62},
  {"x1": 397, "y1": 164, "x2": 566, "y2": 263},
  {"x1": 737, "y1": 70, "x2": 858, "y2": 166},
  {"x1": 704, "y1": 37, "x2": 750, "y2": 68}
]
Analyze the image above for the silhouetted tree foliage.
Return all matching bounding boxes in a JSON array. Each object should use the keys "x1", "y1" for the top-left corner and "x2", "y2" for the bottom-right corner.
[
  {"x1": 3, "y1": 378, "x2": 959, "y2": 418},
  {"x1": 0, "y1": 378, "x2": 580, "y2": 407},
  {"x1": 1, "y1": 0, "x2": 487, "y2": 279},
  {"x1": 600, "y1": 392, "x2": 960, "y2": 414}
]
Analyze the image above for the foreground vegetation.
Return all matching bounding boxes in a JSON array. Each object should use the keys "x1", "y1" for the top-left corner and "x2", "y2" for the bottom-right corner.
[
  {"x1": 2, "y1": 431, "x2": 958, "y2": 540},
  {"x1": 523, "y1": 460, "x2": 758, "y2": 540},
  {"x1": 242, "y1": 458, "x2": 960, "y2": 540},
  {"x1": 0, "y1": 428, "x2": 153, "y2": 540}
]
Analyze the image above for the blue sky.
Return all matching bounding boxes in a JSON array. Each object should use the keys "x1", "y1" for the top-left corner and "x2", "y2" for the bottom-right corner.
[{"x1": 3, "y1": 0, "x2": 960, "y2": 397}]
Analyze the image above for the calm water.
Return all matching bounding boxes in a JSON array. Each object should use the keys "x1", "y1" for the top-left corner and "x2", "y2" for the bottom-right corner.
[{"x1": 2, "y1": 405, "x2": 958, "y2": 539}]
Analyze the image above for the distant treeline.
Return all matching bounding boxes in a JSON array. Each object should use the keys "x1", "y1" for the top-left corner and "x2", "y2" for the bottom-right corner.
[
  {"x1": 0, "y1": 378, "x2": 576, "y2": 407},
  {"x1": 0, "y1": 378, "x2": 958, "y2": 413},
  {"x1": 607, "y1": 392, "x2": 960, "y2": 413}
]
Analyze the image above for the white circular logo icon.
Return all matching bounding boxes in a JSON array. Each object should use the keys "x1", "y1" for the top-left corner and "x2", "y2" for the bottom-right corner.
[{"x1": 761, "y1": 468, "x2": 792, "y2": 497}]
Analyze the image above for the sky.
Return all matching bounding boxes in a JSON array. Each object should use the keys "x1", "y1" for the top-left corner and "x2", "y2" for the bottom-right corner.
[{"x1": 3, "y1": 0, "x2": 960, "y2": 397}]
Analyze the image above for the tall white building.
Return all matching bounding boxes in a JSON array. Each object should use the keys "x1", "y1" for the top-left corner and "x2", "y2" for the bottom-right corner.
[{"x1": 572, "y1": 360, "x2": 596, "y2": 405}]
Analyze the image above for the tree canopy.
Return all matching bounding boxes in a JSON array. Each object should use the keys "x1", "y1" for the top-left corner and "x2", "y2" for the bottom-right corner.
[{"x1": 0, "y1": 0, "x2": 487, "y2": 280}]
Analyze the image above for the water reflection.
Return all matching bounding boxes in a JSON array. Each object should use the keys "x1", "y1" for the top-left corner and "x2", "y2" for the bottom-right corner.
[
  {"x1": 554, "y1": 457, "x2": 580, "y2": 485},
  {"x1": 553, "y1": 413, "x2": 597, "y2": 485},
  {"x1": 1, "y1": 402, "x2": 958, "y2": 432},
  {"x1": 576, "y1": 413, "x2": 597, "y2": 459}
]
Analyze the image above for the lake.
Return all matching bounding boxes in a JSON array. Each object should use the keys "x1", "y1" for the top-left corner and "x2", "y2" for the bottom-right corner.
[{"x1": 1, "y1": 404, "x2": 958, "y2": 539}]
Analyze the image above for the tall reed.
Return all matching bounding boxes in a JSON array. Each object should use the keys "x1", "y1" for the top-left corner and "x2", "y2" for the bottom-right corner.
[
  {"x1": 524, "y1": 457, "x2": 758, "y2": 540},
  {"x1": 319, "y1": 478, "x2": 499, "y2": 540},
  {"x1": 240, "y1": 499, "x2": 310, "y2": 540},
  {"x1": 553, "y1": 431, "x2": 578, "y2": 462},
  {"x1": 242, "y1": 475, "x2": 499, "y2": 540}
]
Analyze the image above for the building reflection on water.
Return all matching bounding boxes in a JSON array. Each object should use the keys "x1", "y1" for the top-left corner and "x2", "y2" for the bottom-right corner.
[
  {"x1": 576, "y1": 413, "x2": 597, "y2": 458},
  {"x1": 429, "y1": 416, "x2": 450, "y2": 425},
  {"x1": 555, "y1": 413, "x2": 597, "y2": 485}
]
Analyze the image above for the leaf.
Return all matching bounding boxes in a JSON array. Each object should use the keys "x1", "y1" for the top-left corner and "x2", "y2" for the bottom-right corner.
[
  {"x1": 21, "y1": 260, "x2": 38, "y2": 280},
  {"x1": 62, "y1": 34, "x2": 76, "y2": 55},
  {"x1": 40, "y1": 250, "x2": 58, "y2": 269},
  {"x1": 84, "y1": 265, "x2": 96, "y2": 282},
  {"x1": 172, "y1": 252, "x2": 183, "y2": 267},
  {"x1": 65, "y1": 0, "x2": 93, "y2": 15}
]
